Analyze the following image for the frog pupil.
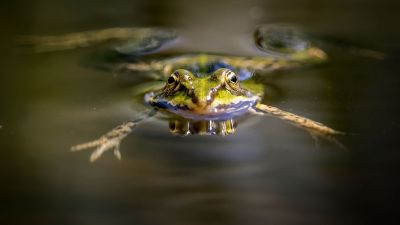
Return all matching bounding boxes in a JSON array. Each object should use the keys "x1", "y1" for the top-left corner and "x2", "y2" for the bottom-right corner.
[
  {"x1": 230, "y1": 75, "x2": 237, "y2": 83},
  {"x1": 168, "y1": 76, "x2": 175, "y2": 84}
]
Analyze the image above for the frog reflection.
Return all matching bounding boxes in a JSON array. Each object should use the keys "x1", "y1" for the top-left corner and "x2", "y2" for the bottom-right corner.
[{"x1": 168, "y1": 118, "x2": 237, "y2": 136}]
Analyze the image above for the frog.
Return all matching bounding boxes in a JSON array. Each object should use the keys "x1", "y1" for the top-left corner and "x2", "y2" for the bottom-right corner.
[{"x1": 21, "y1": 25, "x2": 343, "y2": 162}]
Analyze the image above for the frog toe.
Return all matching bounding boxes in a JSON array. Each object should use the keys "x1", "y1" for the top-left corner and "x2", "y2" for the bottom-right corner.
[{"x1": 87, "y1": 138, "x2": 122, "y2": 162}]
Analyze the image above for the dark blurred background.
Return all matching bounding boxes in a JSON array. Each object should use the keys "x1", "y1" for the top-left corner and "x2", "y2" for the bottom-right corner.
[{"x1": 1, "y1": 0, "x2": 400, "y2": 225}]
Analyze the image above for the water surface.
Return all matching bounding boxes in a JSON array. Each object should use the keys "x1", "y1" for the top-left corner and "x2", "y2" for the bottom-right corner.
[{"x1": 1, "y1": 1, "x2": 400, "y2": 225}]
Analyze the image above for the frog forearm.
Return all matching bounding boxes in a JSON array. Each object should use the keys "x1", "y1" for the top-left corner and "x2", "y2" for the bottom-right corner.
[
  {"x1": 71, "y1": 110, "x2": 156, "y2": 162},
  {"x1": 253, "y1": 103, "x2": 342, "y2": 136}
]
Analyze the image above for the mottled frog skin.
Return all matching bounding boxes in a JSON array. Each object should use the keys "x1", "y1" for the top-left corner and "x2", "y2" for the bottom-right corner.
[{"x1": 23, "y1": 25, "x2": 343, "y2": 161}]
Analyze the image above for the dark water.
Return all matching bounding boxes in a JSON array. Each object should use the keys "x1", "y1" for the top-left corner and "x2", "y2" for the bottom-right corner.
[{"x1": 1, "y1": 1, "x2": 400, "y2": 225}]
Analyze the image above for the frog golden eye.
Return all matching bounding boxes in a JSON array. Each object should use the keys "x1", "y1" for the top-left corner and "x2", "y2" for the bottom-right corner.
[
  {"x1": 167, "y1": 72, "x2": 179, "y2": 85},
  {"x1": 223, "y1": 70, "x2": 239, "y2": 85},
  {"x1": 167, "y1": 76, "x2": 176, "y2": 84},
  {"x1": 221, "y1": 69, "x2": 250, "y2": 96},
  {"x1": 228, "y1": 73, "x2": 238, "y2": 83},
  {"x1": 164, "y1": 71, "x2": 181, "y2": 95}
]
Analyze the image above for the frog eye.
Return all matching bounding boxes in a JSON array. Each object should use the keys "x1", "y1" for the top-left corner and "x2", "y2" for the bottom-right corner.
[
  {"x1": 223, "y1": 69, "x2": 239, "y2": 85},
  {"x1": 164, "y1": 71, "x2": 182, "y2": 95},
  {"x1": 167, "y1": 71, "x2": 180, "y2": 85},
  {"x1": 221, "y1": 69, "x2": 250, "y2": 96},
  {"x1": 227, "y1": 72, "x2": 238, "y2": 83},
  {"x1": 167, "y1": 75, "x2": 176, "y2": 84}
]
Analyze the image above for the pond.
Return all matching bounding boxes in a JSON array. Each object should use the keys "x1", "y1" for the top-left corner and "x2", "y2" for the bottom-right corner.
[{"x1": 1, "y1": 0, "x2": 400, "y2": 225}]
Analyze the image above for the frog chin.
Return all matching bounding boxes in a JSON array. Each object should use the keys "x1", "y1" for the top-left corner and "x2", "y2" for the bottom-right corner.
[{"x1": 145, "y1": 93, "x2": 259, "y2": 120}]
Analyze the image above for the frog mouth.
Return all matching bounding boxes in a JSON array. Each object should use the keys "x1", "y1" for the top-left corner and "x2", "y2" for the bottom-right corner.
[{"x1": 146, "y1": 94, "x2": 258, "y2": 120}]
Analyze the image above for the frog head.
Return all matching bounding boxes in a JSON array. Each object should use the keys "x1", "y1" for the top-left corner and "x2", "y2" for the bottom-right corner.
[{"x1": 146, "y1": 68, "x2": 264, "y2": 120}]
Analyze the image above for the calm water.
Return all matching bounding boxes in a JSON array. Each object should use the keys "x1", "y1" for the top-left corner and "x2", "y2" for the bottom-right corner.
[{"x1": 1, "y1": 1, "x2": 400, "y2": 225}]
